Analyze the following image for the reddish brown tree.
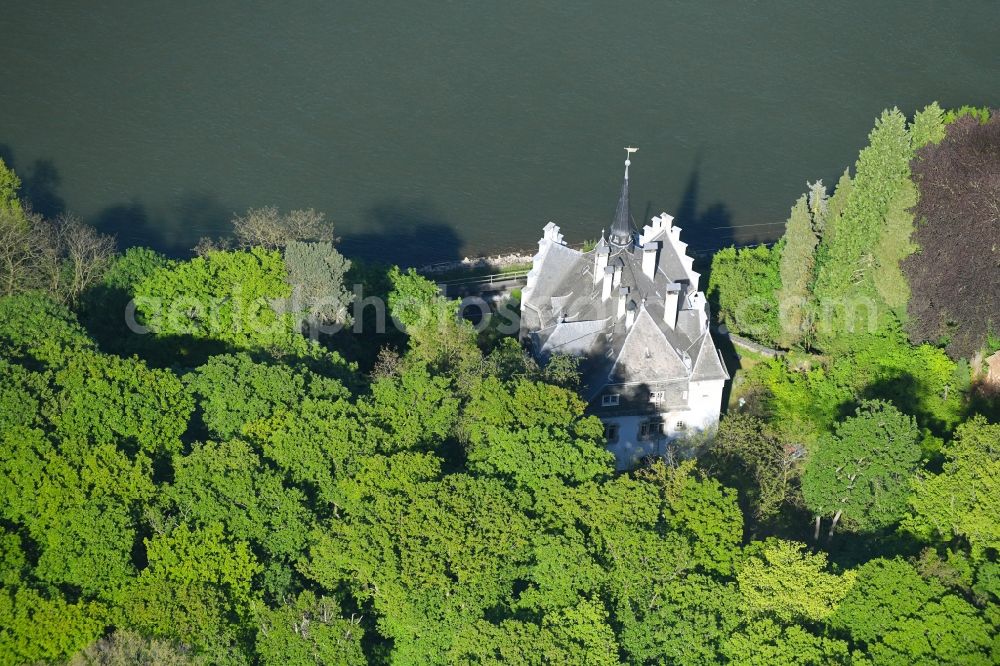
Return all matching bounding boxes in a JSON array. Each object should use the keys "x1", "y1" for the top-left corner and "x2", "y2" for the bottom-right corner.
[{"x1": 902, "y1": 112, "x2": 1000, "y2": 359}]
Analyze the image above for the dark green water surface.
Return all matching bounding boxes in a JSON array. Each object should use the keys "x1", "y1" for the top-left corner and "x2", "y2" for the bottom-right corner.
[{"x1": 2, "y1": 1, "x2": 997, "y2": 265}]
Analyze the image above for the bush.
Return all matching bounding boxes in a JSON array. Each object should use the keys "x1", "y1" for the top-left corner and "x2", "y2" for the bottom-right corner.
[{"x1": 708, "y1": 243, "x2": 782, "y2": 347}]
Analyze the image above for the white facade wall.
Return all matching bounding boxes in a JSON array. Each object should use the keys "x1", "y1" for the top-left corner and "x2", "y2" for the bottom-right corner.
[
  {"x1": 600, "y1": 380, "x2": 725, "y2": 470},
  {"x1": 601, "y1": 411, "x2": 698, "y2": 471},
  {"x1": 686, "y1": 379, "x2": 726, "y2": 429},
  {"x1": 603, "y1": 415, "x2": 666, "y2": 470}
]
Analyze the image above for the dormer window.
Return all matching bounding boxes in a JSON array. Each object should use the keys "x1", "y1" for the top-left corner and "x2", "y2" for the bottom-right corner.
[
  {"x1": 648, "y1": 390, "x2": 665, "y2": 404},
  {"x1": 602, "y1": 394, "x2": 620, "y2": 407}
]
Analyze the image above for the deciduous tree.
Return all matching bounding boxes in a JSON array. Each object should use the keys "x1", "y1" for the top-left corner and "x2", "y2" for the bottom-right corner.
[
  {"x1": 616, "y1": 573, "x2": 737, "y2": 666},
  {"x1": 0, "y1": 427, "x2": 155, "y2": 596},
  {"x1": 0, "y1": 292, "x2": 95, "y2": 365},
  {"x1": 0, "y1": 208, "x2": 36, "y2": 297},
  {"x1": 166, "y1": 439, "x2": 313, "y2": 565},
  {"x1": 253, "y1": 592, "x2": 365, "y2": 666},
  {"x1": 812, "y1": 108, "x2": 915, "y2": 349},
  {"x1": 447, "y1": 599, "x2": 620, "y2": 665},
  {"x1": 638, "y1": 460, "x2": 743, "y2": 576},
  {"x1": 359, "y1": 364, "x2": 460, "y2": 454},
  {"x1": 909, "y1": 101, "x2": 947, "y2": 149},
  {"x1": 829, "y1": 558, "x2": 993, "y2": 665},
  {"x1": 462, "y1": 376, "x2": 613, "y2": 491},
  {"x1": 722, "y1": 617, "x2": 851, "y2": 666},
  {"x1": 232, "y1": 206, "x2": 333, "y2": 249},
  {"x1": 902, "y1": 112, "x2": 1000, "y2": 358},
  {"x1": 184, "y1": 352, "x2": 347, "y2": 440},
  {"x1": 737, "y1": 539, "x2": 854, "y2": 623},
  {"x1": 68, "y1": 630, "x2": 197, "y2": 666},
  {"x1": 123, "y1": 523, "x2": 261, "y2": 660},
  {"x1": 0, "y1": 157, "x2": 23, "y2": 217},
  {"x1": 706, "y1": 413, "x2": 803, "y2": 521},
  {"x1": 801, "y1": 400, "x2": 921, "y2": 537},
  {"x1": 283, "y1": 240, "x2": 353, "y2": 328},
  {"x1": 303, "y1": 472, "x2": 531, "y2": 663},
  {"x1": 708, "y1": 243, "x2": 783, "y2": 346},
  {"x1": 243, "y1": 395, "x2": 370, "y2": 505},
  {"x1": 0, "y1": 587, "x2": 105, "y2": 663},
  {"x1": 906, "y1": 416, "x2": 1000, "y2": 558},
  {"x1": 46, "y1": 350, "x2": 193, "y2": 458}
]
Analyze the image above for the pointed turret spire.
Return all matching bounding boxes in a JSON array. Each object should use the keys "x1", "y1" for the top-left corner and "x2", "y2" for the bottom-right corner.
[{"x1": 608, "y1": 147, "x2": 638, "y2": 247}]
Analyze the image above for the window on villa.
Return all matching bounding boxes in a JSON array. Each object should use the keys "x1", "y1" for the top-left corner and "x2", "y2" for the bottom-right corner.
[
  {"x1": 602, "y1": 394, "x2": 620, "y2": 407},
  {"x1": 681, "y1": 390, "x2": 689, "y2": 400},
  {"x1": 639, "y1": 419, "x2": 665, "y2": 440},
  {"x1": 604, "y1": 423, "x2": 619, "y2": 442},
  {"x1": 676, "y1": 421, "x2": 687, "y2": 431},
  {"x1": 648, "y1": 390, "x2": 665, "y2": 404}
]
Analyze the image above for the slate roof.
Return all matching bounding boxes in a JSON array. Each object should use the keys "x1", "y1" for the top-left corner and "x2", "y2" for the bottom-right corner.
[
  {"x1": 521, "y1": 212, "x2": 729, "y2": 408},
  {"x1": 609, "y1": 309, "x2": 688, "y2": 384}
]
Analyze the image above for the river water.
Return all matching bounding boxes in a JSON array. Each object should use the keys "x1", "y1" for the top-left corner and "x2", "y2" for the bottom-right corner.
[{"x1": 2, "y1": 1, "x2": 997, "y2": 265}]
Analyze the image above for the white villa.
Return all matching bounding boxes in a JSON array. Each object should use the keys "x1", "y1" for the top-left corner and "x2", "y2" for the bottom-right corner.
[{"x1": 519, "y1": 149, "x2": 730, "y2": 469}]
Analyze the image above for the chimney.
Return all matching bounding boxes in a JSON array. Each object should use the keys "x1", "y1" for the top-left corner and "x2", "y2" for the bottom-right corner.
[
  {"x1": 593, "y1": 245, "x2": 610, "y2": 285},
  {"x1": 601, "y1": 266, "x2": 615, "y2": 301},
  {"x1": 689, "y1": 292, "x2": 708, "y2": 334},
  {"x1": 625, "y1": 300, "x2": 637, "y2": 329},
  {"x1": 642, "y1": 241, "x2": 661, "y2": 280},
  {"x1": 611, "y1": 262, "x2": 623, "y2": 289},
  {"x1": 664, "y1": 282, "x2": 681, "y2": 328},
  {"x1": 617, "y1": 287, "x2": 630, "y2": 319}
]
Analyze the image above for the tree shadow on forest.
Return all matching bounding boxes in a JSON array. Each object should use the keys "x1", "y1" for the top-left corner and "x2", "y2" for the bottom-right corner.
[
  {"x1": 823, "y1": 526, "x2": 926, "y2": 571},
  {"x1": 77, "y1": 272, "x2": 238, "y2": 370},
  {"x1": 339, "y1": 199, "x2": 464, "y2": 269},
  {"x1": 856, "y1": 374, "x2": 921, "y2": 417},
  {"x1": 839, "y1": 371, "x2": 952, "y2": 439},
  {"x1": 713, "y1": 330, "x2": 742, "y2": 414}
]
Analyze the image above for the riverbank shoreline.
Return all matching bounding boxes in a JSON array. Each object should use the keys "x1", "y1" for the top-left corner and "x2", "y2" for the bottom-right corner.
[
  {"x1": 413, "y1": 241, "x2": 750, "y2": 276},
  {"x1": 416, "y1": 251, "x2": 537, "y2": 275}
]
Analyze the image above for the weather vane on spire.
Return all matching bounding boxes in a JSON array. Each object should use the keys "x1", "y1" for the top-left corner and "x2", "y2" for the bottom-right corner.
[{"x1": 624, "y1": 146, "x2": 638, "y2": 179}]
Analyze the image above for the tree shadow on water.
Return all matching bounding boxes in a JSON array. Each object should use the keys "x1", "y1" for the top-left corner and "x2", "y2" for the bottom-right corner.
[
  {"x1": 339, "y1": 199, "x2": 464, "y2": 268},
  {"x1": 92, "y1": 202, "x2": 155, "y2": 247},
  {"x1": 168, "y1": 191, "x2": 231, "y2": 252},
  {"x1": 91, "y1": 191, "x2": 231, "y2": 257},
  {"x1": 0, "y1": 144, "x2": 66, "y2": 218},
  {"x1": 22, "y1": 159, "x2": 66, "y2": 218},
  {"x1": 672, "y1": 159, "x2": 735, "y2": 255},
  {"x1": 0, "y1": 143, "x2": 228, "y2": 257}
]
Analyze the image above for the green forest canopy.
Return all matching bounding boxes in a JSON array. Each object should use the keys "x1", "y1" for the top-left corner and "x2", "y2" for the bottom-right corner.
[{"x1": 0, "y1": 108, "x2": 998, "y2": 664}]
